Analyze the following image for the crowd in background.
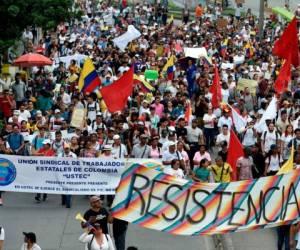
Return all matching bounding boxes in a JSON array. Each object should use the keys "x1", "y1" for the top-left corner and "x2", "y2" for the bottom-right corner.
[{"x1": 0, "y1": 0, "x2": 300, "y2": 249}]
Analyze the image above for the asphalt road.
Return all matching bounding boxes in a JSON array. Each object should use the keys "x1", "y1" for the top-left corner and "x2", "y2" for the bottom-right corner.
[{"x1": 0, "y1": 191, "x2": 278, "y2": 250}]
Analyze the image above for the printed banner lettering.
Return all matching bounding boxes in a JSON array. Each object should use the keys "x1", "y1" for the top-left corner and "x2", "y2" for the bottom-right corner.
[
  {"x1": 0, "y1": 155, "x2": 124, "y2": 195},
  {"x1": 111, "y1": 164, "x2": 300, "y2": 235}
]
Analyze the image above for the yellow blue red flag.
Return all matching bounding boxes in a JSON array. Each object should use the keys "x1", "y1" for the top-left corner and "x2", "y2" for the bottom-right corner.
[{"x1": 78, "y1": 58, "x2": 101, "y2": 93}]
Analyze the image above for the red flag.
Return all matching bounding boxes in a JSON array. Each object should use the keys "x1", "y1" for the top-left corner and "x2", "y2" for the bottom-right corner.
[
  {"x1": 100, "y1": 67, "x2": 134, "y2": 113},
  {"x1": 209, "y1": 66, "x2": 222, "y2": 109},
  {"x1": 184, "y1": 102, "x2": 192, "y2": 123},
  {"x1": 226, "y1": 129, "x2": 244, "y2": 181},
  {"x1": 272, "y1": 17, "x2": 299, "y2": 67},
  {"x1": 274, "y1": 56, "x2": 292, "y2": 94}
]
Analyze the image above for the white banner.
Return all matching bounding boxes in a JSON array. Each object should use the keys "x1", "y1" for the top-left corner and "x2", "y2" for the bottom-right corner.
[
  {"x1": 0, "y1": 156, "x2": 164, "y2": 195},
  {"x1": 113, "y1": 25, "x2": 141, "y2": 52},
  {"x1": 184, "y1": 47, "x2": 207, "y2": 59},
  {"x1": 0, "y1": 155, "x2": 124, "y2": 195}
]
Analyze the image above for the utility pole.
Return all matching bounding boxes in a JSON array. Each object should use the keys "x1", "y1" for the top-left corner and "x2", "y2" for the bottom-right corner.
[{"x1": 258, "y1": 0, "x2": 265, "y2": 41}]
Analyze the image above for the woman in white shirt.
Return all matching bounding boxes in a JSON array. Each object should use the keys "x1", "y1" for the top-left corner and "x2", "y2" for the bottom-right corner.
[
  {"x1": 203, "y1": 106, "x2": 217, "y2": 149},
  {"x1": 280, "y1": 124, "x2": 294, "y2": 161},
  {"x1": 264, "y1": 144, "x2": 283, "y2": 176},
  {"x1": 79, "y1": 223, "x2": 115, "y2": 250},
  {"x1": 164, "y1": 159, "x2": 185, "y2": 179}
]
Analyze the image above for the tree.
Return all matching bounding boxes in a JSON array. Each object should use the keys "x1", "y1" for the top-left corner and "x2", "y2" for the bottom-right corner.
[{"x1": 0, "y1": 0, "x2": 82, "y2": 53}]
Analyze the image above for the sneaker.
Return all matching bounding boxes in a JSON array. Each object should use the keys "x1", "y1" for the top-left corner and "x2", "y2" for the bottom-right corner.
[
  {"x1": 0, "y1": 198, "x2": 2, "y2": 206},
  {"x1": 42, "y1": 194, "x2": 47, "y2": 202}
]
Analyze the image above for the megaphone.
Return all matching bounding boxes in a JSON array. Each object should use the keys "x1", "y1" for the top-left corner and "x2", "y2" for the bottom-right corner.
[{"x1": 75, "y1": 213, "x2": 86, "y2": 223}]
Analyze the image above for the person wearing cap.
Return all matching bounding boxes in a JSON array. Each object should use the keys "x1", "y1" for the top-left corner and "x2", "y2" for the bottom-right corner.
[
  {"x1": 162, "y1": 141, "x2": 184, "y2": 167},
  {"x1": 79, "y1": 222, "x2": 115, "y2": 250},
  {"x1": 8, "y1": 109, "x2": 22, "y2": 124},
  {"x1": 162, "y1": 131, "x2": 177, "y2": 152},
  {"x1": 139, "y1": 100, "x2": 150, "y2": 116},
  {"x1": 111, "y1": 134, "x2": 128, "y2": 159},
  {"x1": 82, "y1": 196, "x2": 112, "y2": 234},
  {"x1": 100, "y1": 145, "x2": 112, "y2": 158},
  {"x1": 49, "y1": 109, "x2": 64, "y2": 131},
  {"x1": 264, "y1": 144, "x2": 283, "y2": 176},
  {"x1": 21, "y1": 232, "x2": 41, "y2": 250},
  {"x1": 276, "y1": 109, "x2": 290, "y2": 134},
  {"x1": 131, "y1": 134, "x2": 151, "y2": 158}
]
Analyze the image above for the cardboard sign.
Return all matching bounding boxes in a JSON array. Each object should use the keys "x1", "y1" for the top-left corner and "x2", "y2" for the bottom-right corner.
[
  {"x1": 237, "y1": 78, "x2": 258, "y2": 94},
  {"x1": 70, "y1": 108, "x2": 86, "y2": 128},
  {"x1": 216, "y1": 18, "x2": 228, "y2": 30}
]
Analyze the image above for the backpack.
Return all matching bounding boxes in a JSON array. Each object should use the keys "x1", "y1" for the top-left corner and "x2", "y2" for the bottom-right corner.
[
  {"x1": 266, "y1": 153, "x2": 281, "y2": 167},
  {"x1": 263, "y1": 130, "x2": 280, "y2": 144}
]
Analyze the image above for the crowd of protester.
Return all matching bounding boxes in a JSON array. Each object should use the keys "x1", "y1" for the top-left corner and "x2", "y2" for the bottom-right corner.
[{"x1": 0, "y1": 0, "x2": 300, "y2": 249}]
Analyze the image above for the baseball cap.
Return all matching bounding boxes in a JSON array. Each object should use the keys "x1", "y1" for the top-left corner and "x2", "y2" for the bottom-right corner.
[
  {"x1": 23, "y1": 232, "x2": 36, "y2": 243},
  {"x1": 54, "y1": 109, "x2": 60, "y2": 114},
  {"x1": 42, "y1": 139, "x2": 51, "y2": 145},
  {"x1": 89, "y1": 195, "x2": 101, "y2": 203},
  {"x1": 113, "y1": 134, "x2": 120, "y2": 140},
  {"x1": 168, "y1": 141, "x2": 176, "y2": 147},
  {"x1": 103, "y1": 145, "x2": 112, "y2": 151},
  {"x1": 96, "y1": 112, "x2": 102, "y2": 117}
]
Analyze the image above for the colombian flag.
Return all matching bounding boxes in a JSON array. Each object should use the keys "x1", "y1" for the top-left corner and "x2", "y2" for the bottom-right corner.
[
  {"x1": 245, "y1": 41, "x2": 254, "y2": 58},
  {"x1": 78, "y1": 58, "x2": 101, "y2": 93},
  {"x1": 162, "y1": 55, "x2": 176, "y2": 80},
  {"x1": 133, "y1": 74, "x2": 155, "y2": 93}
]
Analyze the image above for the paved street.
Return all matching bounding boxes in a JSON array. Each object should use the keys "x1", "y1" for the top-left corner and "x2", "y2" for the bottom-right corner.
[{"x1": 0, "y1": 191, "x2": 278, "y2": 250}]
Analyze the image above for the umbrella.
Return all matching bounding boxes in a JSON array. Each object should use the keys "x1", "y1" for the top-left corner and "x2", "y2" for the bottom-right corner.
[
  {"x1": 178, "y1": 57, "x2": 197, "y2": 70},
  {"x1": 13, "y1": 53, "x2": 53, "y2": 67}
]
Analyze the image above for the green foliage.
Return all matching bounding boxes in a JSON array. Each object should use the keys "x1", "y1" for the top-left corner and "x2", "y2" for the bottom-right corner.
[{"x1": 0, "y1": 0, "x2": 82, "y2": 53}]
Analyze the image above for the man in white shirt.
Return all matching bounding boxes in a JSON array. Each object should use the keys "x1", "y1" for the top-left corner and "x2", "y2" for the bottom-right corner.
[
  {"x1": 112, "y1": 135, "x2": 128, "y2": 159},
  {"x1": 216, "y1": 125, "x2": 230, "y2": 150},
  {"x1": 86, "y1": 95, "x2": 100, "y2": 123},
  {"x1": 162, "y1": 141, "x2": 183, "y2": 167},
  {"x1": 186, "y1": 119, "x2": 203, "y2": 144},
  {"x1": 131, "y1": 134, "x2": 151, "y2": 158},
  {"x1": 217, "y1": 111, "x2": 233, "y2": 131},
  {"x1": 18, "y1": 103, "x2": 31, "y2": 122},
  {"x1": 261, "y1": 122, "x2": 280, "y2": 154},
  {"x1": 0, "y1": 226, "x2": 4, "y2": 250},
  {"x1": 59, "y1": 86, "x2": 71, "y2": 106}
]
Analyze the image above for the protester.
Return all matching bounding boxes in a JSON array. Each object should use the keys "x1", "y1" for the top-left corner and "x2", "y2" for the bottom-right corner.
[
  {"x1": 163, "y1": 159, "x2": 185, "y2": 178},
  {"x1": 209, "y1": 156, "x2": 233, "y2": 182},
  {"x1": 236, "y1": 147, "x2": 253, "y2": 180},
  {"x1": 79, "y1": 223, "x2": 115, "y2": 250},
  {"x1": 82, "y1": 196, "x2": 112, "y2": 234},
  {"x1": 21, "y1": 232, "x2": 41, "y2": 250}
]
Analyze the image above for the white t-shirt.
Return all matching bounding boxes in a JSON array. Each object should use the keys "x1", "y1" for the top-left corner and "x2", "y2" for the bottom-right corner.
[
  {"x1": 162, "y1": 150, "x2": 183, "y2": 164},
  {"x1": 0, "y1": 226, "x2": 4, "y2": 240},
  {"x1": 21, "y1": 243, "x2": 42, "y2": 250},
  {"x1": 216, "y1": 133, "x2": 230, "y2": 149},
  {"x1": 203, "y1": 114, "x2": 216, "y2": 129},
  {"x1": 164, "y1": 167, "x2": 185, "y2": 179},
  {"x1": 261, "y1": 130, "x2": 278, "y2": 153},
  {"x1": 186, "y1": 126, "x2": 203, "y2": 143},
  {"x1": 111, "y1": 144, "x2": 128, "y2": 159},
  {"x1": 265, "y1": 154, "x2": 283, "y2": 172},
  {"x1": 221, "y1": 88, "x2": 230, "y2": 103},
  {"x1": 242, "y1": 128, "x2": 256, "y2": 147},
  {"x1": 217, "y1": 116, "x2": 233, "y2": 130},
  {"x1": 19, "y1": 110, "x2": 31, "y2": 122}
]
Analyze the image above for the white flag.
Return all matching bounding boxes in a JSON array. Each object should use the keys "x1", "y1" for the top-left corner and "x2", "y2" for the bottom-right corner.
[
  {"x1": 113, "y1": 25, "x2": 141, "y2": 52},
  {"x1": 230, "y1": 106, "x2": 247, "y2": 133},
  {"x1": 254, "y1": 97, "x2": 277, "y2": 133}
]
